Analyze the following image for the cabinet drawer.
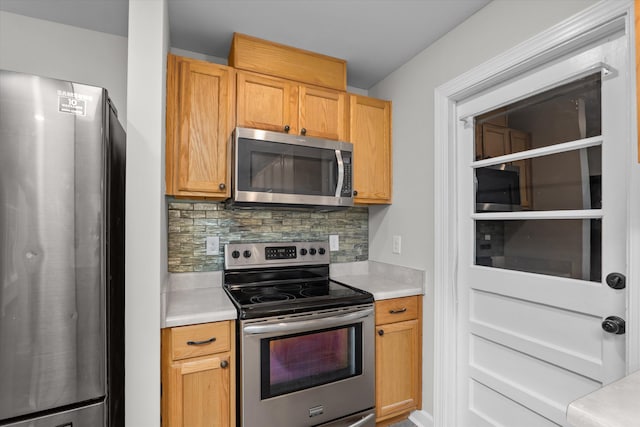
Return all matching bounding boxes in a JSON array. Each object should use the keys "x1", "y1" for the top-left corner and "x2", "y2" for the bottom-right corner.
[
  {"x1": 376, "y1": 296, "x2": 419, "y2": 325},
  {"x1": 170, "y1": 321, "x2": 231, "y2": 361}
]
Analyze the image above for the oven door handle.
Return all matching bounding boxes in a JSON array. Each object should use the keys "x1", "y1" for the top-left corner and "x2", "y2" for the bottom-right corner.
[
  {"x1": 347, "y1": 413, "x2": 375, "y2": 427},
  {"x1": 243, "y1": 308, "x2": 373, "y2": 335}
]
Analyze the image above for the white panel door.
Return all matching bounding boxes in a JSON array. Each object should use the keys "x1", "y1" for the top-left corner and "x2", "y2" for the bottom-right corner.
[{"x1": 456, "y1": 34, "x2": 629, "y2": 427}]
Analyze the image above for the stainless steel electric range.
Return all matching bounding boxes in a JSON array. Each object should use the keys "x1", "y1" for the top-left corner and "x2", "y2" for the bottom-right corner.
[{"x1": 224, "y1": 241, "x2": 376, "y2": 427}]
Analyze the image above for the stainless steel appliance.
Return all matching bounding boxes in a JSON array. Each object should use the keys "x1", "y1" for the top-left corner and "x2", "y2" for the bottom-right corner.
[
  {"x1": 475, "y1": 164, "x2": 522, "y2": 212},
  {"x1": 224, "y1": 242, "x2": 375, "y2": 427},
  {"x1": 230, "y1": 127, "x2": 354, "y2": 209},
  {"x1": 0, "y1": 70, "x2": 125, "y2": 426}
]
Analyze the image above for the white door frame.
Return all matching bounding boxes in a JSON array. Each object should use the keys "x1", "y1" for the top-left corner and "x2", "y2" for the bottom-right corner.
[{"x1": 432, "y1": 1, "x2": 639, "y2": 426}]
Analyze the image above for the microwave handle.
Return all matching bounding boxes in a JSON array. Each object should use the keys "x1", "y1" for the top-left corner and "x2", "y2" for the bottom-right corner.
[{"x1": 335, "y1": 150, "x2": 345, "y2": 197}]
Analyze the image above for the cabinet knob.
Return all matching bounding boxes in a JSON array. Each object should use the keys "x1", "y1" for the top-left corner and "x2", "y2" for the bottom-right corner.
[
  {"x1": 284, "y1": 125, "x2": 290, "y2": 133},
  {"x1": 301, "y1": 128, "x2": 307, "y2": 135},
  {"x1": 220, "y1": 360, "x2": 229, "y2": 369},
  {"x1": 353, "y1": 190, "x2": 358, "y2": 196},
  {"x1": 219, "y1": 183, "x2": 226, "y2": 190},
  {"x1": 377, "y1": 329, "x2": 384, "y2": 336}
]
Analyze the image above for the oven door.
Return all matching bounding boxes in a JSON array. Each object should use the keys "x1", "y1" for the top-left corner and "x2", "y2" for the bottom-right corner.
[{"x1": 240, "y1": 305, "x2": 375, "y2": 427}]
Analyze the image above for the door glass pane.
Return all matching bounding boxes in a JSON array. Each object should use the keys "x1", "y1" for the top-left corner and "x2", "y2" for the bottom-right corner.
[
  {"x1": 475, "y1": 145, "x2": 601, "y2": 212},
  {"x1": 475, "y1": 219, "x2": 601, "y2": 282},
  {"x1": 475, "y1": 73, "x2": 601, "y2": 160}
]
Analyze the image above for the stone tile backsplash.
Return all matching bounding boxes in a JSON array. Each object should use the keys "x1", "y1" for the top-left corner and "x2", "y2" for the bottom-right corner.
[{"x1": 168, "y1": 200, "x2": 369, "y2": 272}]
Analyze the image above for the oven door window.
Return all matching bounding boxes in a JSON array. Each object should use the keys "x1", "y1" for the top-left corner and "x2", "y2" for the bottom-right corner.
[
  {"x1": 260, "y1": 323, "x2": 362, "y2": 399},
  {"x1": 237, "y1": 138, "x2": 338, "y2": 196}
]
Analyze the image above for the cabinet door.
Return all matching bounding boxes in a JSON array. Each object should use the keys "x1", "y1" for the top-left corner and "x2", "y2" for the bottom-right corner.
[
  {"x1": 481, "y1": 123, "x2": 510, "y2": 158},
  {"x1": 509, "y1": 129, "x2": 533, "y2": 209},
  {"x1": 349, "y1": 95, "x2": 392, "y2": 204},
  {"x1": 299, "y1": 85, "x2": 347, "y2": 140},
  {"x1": 375, "y1": 319, "x2": 420, "y2": 421},
  {"x1": 166, "y1": 55, "x2": 234, "y2": 198},
  {"x1": 166, "y1": 355, "x2": 231, "y2": 427},
  {"x1": 236, "y1": 71, "x2": 298, "y2": 134}
]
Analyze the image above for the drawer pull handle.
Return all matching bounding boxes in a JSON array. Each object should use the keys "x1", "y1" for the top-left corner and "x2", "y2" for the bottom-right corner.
[
  {"x1": 389, "y1": 308, "x2": 407, "y2": 314},
  {"x1": 187, "y1": 337, "x2": 216, "y2": 346}
]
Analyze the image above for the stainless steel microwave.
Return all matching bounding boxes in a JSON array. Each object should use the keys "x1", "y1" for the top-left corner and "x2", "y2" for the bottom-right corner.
[
  {"x1": 475, "y1": 164, "x2": 522, "y2": 212},
  {"x1": 230, "y1": 127, "x2": 354, "y2": 209}
]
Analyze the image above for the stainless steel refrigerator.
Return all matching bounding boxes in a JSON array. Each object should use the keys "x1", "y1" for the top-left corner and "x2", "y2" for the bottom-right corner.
[{"x1": 0, "y1": 70, "x2": 125, "y2": 427}]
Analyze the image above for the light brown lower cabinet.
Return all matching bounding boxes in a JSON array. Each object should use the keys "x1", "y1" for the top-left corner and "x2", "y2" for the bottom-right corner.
[
  {"x1": 375, "y1": 296, "x2": 422, "y2": 425},
  {"x1": 161, "y1": 320, "x2": 235, "y2": 427}
]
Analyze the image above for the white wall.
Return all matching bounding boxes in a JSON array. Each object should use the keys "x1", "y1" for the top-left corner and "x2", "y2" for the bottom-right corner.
[
  {"x1": 125, "y1": 0, "x2": 169, "y2": 425},
  {"x1": 366, "y1": 0, "x2": 599, "y2": 417},
  {"x1": 0, "y1": 11, "x2": 128, "y2": 128}
]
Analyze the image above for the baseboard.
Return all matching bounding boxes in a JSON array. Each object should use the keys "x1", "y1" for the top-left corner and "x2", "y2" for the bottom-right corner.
[{"x1": 409, "y1": 410, "x2": 434, "y2": 427}]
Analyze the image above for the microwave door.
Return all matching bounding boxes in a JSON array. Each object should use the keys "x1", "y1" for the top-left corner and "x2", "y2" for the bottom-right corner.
[{"x1": 233, "y1": 128, "x2": 353, "y2": 207}]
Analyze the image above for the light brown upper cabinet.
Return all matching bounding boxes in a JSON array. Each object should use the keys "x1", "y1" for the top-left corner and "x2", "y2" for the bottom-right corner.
[
  {"x1": 165, "y1": 54, "x2": 235, "y2": 199},
  {"x1": 236, "y1": 70, "x2": 348, "y2": 141},
  {"x1": 229, "y1": 32, "x2": 347, "y2": 92},
  {"x1": 349, "y1": 94, "x2": 392, "y2": 204},
  {"x1": 299, "y1": 85, "x2": 348, "y2": 141},
  {"x1": 509, "y1": 129, "x2": 533, "y2": 209}
]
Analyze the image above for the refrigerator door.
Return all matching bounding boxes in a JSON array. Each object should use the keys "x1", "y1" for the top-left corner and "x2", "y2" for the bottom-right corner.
[
  {"x1": 3, "y1": 401, "x2": 104, "y2": 427},
  {"x1": 0, "y1": 71, "x2": 106, "y2": 421}
]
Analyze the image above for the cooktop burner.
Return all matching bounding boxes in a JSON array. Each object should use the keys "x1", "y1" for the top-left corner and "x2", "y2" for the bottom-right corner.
[
  {"x1": 248, "y1": 293, "x2": 295, "y2": 304},
  {"x1": 223, "y1": 241, "x2": 373, "y2": 319}
]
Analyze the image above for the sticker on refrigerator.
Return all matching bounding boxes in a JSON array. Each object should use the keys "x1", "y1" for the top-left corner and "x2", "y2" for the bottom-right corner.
[
  {"x1": 58, "y1": 95, "x2": 87, "y2": 116},
  {"x1": 57, "y1": 90, "x2": 92, "y2": 116}
]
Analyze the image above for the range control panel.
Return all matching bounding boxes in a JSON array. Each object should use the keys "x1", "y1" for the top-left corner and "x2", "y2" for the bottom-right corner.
[
  {"x1": 265, "y1": 246, "x2": 297, "y2": 260},
  {"x1": 224, "y1": 241, "x2": 330, "y2": 269}
]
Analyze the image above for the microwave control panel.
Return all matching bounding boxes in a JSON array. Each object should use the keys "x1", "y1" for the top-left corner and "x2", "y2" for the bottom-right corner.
[{"x1": 341, "y1": 154, "x2": 353, "y2": 197}]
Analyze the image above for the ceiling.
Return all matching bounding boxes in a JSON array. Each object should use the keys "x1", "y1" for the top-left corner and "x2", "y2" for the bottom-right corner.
[{"x1": 0, "y1": 0, "x2": 490, "y2": 89}]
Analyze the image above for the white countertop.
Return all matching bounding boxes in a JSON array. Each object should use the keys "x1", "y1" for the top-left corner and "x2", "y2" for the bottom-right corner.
[
  {"x1": 161, "y1": 261, "x2": 426, "y2": 328},
  {"x1": 161, "y1": 271, "x2": 237, "y2": 328},
  {"x1": 163, "y1": 286, "x2": 237, "y2": 328},
  {"x1": 330, "y1": 261, "x2": 425, "y2": 300},
  {"x1": 332, "y1": 275, "x2": 423, "y2": 300},
  {"x1": 567, "y1": 370, "x2": 640, "y2": 427}
]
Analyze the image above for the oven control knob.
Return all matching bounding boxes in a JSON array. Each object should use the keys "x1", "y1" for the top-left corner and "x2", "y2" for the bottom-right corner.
[
  {"x1": 309, "y1": 248, "x2": 317, "y2": 255},
  {"x1": 300, "y1": 248, "x2": 308, "y2": 256},
  {"x1": 318, "y1": 247, "x2": 326, "y2": 255},
  {"x1": 243, "y1": 250, "x2": 252, "y2": 258},
  {"x1": 231, "y1": 250, "x2": 240, "y2": 259}
]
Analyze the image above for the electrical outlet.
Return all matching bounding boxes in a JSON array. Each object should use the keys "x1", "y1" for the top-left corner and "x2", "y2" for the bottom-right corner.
[
  {"x1": 329, "y1": 234, "x2": 339, "y2": 251},
  {"x1": 392, "y1": 235, "x2": 401, "y2": 254},
  {"x1": 206, "y1": 236, "x2": 220, "y2": 255}
]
